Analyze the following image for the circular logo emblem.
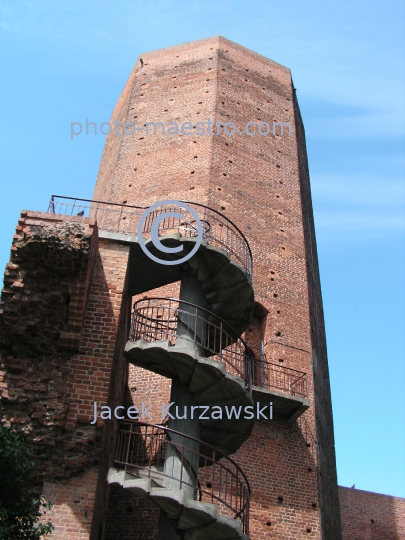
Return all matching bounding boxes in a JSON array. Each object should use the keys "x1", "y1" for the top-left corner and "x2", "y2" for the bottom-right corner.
[{"x1": 137, "y1": 200, "x2": 203, "y2": 265}]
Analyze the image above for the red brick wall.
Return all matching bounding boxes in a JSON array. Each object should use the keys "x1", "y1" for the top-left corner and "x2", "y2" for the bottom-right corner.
[
  {"x1": 42, "y1": 468, "x2": 99, "y2": 540},
  {"x1": 1, "y1": 36, "x2": 346, "y2": 540},
  {"x1": 339, "y1": 487, "x2": 405, "y2": 540},
  {"x1": 91, "y1": 36, "x2": 341, "y2": 539},
  {"x1": 0, "y1": 215, "x2": 132, "y2": 539}
]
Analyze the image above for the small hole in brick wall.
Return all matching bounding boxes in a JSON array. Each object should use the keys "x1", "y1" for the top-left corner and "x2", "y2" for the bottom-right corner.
[
  {"x1": 282, "y1": 246, "x2": 286, "y2": 250},
  {"x1": 131, "y1": 387, "x2": 137, "y2": 392},
  {"x1": 225, "y1": 143, "x2": 229, "y2": 146},
  {"x1": 137, "y1": 153, "x2": 140, "y2": 156},
  {"x1": 244, "y1": 79, "x2": 248, "y2": 82},
  {"x1": 306, "y1": 442, "x2": 311, "y2": 447},
  {"x1": 226, "y1": 49, "x2": 229, "y2": 52},
  {"x1": 222, "y1": 68, "x2": 226, "y2": 71},
  {"x1": 277, "y1": 496, "x2": 283, "y2": 503},
  {"x1": 208, "y1": 67, "x2": 212, "y2": 70},
  {"x1": 126, "y1": 507, "x2": 133, "y2": 513},
  {"x1": 123, "y1": 217, "x2": 126, "y2": 220},
  {"x1": 279, "y1": 181, "x2": 283, "y2": 184},
  {"x1": 228, "y1": 160, "x2": 233, "y2": 163},
  {"x1": 249, "y1": 328, "x2": 252, "y2": 332},
  {"x1": 312, "y1": 503, "x2": 317, "y2": 508},
  {"x1": 217, "y1": 187, "x2": 222, "y2": 191},
  {"x1": 194, "y1": 155, "x2": 198, "y2": 159},
  {"x1": 221, "y1": 206, "x2": 226, "y2": 210},
  {"x1": 223, "y1": 173, "x2": 227, "y2": 176},
  {"x1": 198, "y1": 101, "x2": 203, "y2": 104},
  {"x1": 266, "y1": 522, "x2": 271, "y2": 526},
  {"x1": 190, "y1": 171, "x2": 195, "y2": 174},
  {"x1": 228, "y1": 82, "x2": 231, "y2": 85},
  {"x1": 209, "y1": 57, "x2": 213, "y2": 59},
  {"x1": 306, "y1": 529, "x2": 311, "y2": 533},
  {"x1": 190, "y1": 187, "x2": 195, "y2": 190},
  {"x1": 122, "y1": 200, "x2": 127, "y2": 204},
  {"x1": 371, "y1": 519, "x2": 375, "y2": 523},
  {"x1": 278, "y1": 211, "x2": 283, "y2": 215},
  {"x1": 276, "y1": 331, "x2": 281, "y2": 337},
  {"x1": 206, "y1": 90, "x2": 209, "y2": 93},
  {"x1": 273, "y1": 293, "x2": 278, "y2": 297},
  {"x1": 206, "y1": 482, "x2": 212, "y2": 488},
  {"x1": 308, "y1": 467, "x2": 312, "y2": 472},
  {"x1": 277, "y1": 310, "x2": 280, "y2": 314},
  {"x1": 280, "y1": 229, "x2": 284, "y2": 232},
  {"x1": 174, "y1": 86, "x2": 177, "y2": 88},
  {"x1": 271, "y1": 278, "x2": 274, "y2": 281},
  {"x1": 134, "y1": 115, "x2": 137, "y2": 118},
  {"x1": 128, "y1": 184, "x2": 132, "y2": 187},
  {"x1": 221, "y1": 101, "x2": 225, "y2": 104},
  {"x1": 206, "y1": 78, "x2": 210, "y2": 81},
  {"x1": 278, "y1": 358, "x2": 284, "y2": 362}
]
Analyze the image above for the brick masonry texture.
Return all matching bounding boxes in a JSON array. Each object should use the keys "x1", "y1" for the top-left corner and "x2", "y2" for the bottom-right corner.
[
  {"x1": 339, "y1": 487, "x2": 405, "y2": 539},
  {"x1": 1, "y1": 36, "x2": 404, "y2": 540},
  {"x1": 92, "y1": 36, "x2": 341, "y2": 539}
]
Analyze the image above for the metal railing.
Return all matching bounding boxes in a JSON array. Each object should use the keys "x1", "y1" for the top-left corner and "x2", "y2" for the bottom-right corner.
[
  {"x1": 130, "y1": 297, "x2": 253, "y2": 390},
  {"x1": 252, "y1": 358, "x2": 307, "y2": 398},
  {"x1": 114, "y1": 421, "x2": 250, "y2": 534},
  {"x1": 47, "y1": 195, "x2": 252, "y2": 280}
]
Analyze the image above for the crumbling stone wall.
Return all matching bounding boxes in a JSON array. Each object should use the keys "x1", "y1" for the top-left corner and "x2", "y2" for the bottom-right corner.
[{"x1": 0, "y1": 211, "x2": 100, "y2": 480}]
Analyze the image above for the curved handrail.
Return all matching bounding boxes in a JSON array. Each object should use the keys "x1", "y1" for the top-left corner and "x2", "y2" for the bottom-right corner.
[
  {"x1": 129, "y1": 297, "x2": 253, "y2": 390},
  {"x1": 47, "y1": 195, "x2": 252, "y2": 279},
  {"x1": 113, "y1": 420, "x2": 250, "y2": 534}
]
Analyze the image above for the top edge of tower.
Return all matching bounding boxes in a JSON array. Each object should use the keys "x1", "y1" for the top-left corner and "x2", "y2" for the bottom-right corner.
[{"x1": 136, "y1": 35, "x2": 291, "y2": 73}]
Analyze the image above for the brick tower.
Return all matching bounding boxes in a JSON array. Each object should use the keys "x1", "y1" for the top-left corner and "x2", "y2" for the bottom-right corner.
[{"x1": 0, "y1": 36, "x2": 342, "y2": 539}]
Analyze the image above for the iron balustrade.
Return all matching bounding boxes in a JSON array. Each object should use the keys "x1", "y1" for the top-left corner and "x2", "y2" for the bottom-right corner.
[
  {"x1": 129, "y1": 297, "x2": 308, "y2": 398},
  {"x1": 47, "y1": 195, "x2": 252, "y2": 280},
  {"x1": 113, "y1": 421, "x2": 250, "y2": 534},
  {"x1": 252, "y1": 357, "x2": 307, "y2": 398},
  {"x1": 129, "y1": 297, "x2": 253, "y2": 391}
]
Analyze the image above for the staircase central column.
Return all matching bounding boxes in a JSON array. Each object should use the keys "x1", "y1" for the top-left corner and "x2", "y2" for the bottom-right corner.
[{"x1": 159, "y1": 272, "x2": 208, "y2": 537}]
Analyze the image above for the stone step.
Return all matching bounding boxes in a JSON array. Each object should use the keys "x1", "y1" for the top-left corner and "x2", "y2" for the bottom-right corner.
[{"x1": 108, "y1": 467, "x2": 249, "y2": 540}]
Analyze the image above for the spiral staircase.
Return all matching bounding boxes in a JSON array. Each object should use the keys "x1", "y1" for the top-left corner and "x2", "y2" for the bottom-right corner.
[
  {"x1": 48, "y1": 196, "x2": 310, "y2": 540},
  {"x1": 110, "y1": 201, "x2": 254, "y2": 539}
]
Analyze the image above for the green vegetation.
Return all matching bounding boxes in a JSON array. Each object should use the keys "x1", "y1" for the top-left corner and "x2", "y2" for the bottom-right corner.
[{"x1": 0, "y1": 424, "x2": 53, "y2": 539}]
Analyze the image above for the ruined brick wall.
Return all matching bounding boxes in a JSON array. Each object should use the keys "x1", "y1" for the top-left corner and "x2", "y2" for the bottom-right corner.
[
  {"x1": 339, "y1": 487, "x2": 405, "y2": 540},
  {"x1": 91, "y1": 36, "x2": 340, "y2": 539},
  {"x1": 0, "y1": 212, "x2": 100, "y2": 480},
  {"x1": 0, "y1": 214, "x2": 132, "y2": 540}
]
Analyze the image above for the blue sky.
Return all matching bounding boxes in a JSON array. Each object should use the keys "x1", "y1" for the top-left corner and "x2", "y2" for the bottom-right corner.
[{"x1": 0, "y1": 0, "x2": 404, "y2": 497}]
